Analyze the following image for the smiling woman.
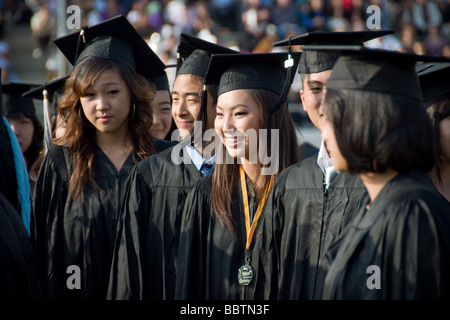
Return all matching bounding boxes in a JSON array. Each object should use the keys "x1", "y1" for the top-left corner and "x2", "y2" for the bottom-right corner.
[{"x1": 175, "y1": 52, "x2": 301, "y2": 300}]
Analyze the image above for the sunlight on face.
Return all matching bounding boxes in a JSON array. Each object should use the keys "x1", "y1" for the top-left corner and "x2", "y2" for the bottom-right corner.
[
  {"x1": 300, "y1": 69, "x2": 332, "y2": 131},
  {"x1": 321, "y1": 115, "x2": 348, "y2": 172},
  {"x1": 215, "y1": 89, "x2": 261, "y2": 160}
]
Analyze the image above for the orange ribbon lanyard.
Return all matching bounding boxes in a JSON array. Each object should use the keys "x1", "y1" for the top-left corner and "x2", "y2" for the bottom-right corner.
[{"x1": 239, "y1": 165, "x2": 274, "y2": 250}]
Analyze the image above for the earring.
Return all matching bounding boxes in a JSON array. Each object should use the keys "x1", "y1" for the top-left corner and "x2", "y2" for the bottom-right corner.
[{"x1": 131, "y1": 102, "x2": 136, "y2": 121}]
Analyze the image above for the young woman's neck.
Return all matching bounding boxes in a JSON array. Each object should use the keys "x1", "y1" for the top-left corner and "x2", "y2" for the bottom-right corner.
[
  {"x1": 241, "y1": 158, "x2": 259, "y2": 185},
  {"x1": 95, "y1": 124, "x2": 131, "y2": 152},
  {"x1": 360, "y1": 168, "x2": 399, "y2": 204}
]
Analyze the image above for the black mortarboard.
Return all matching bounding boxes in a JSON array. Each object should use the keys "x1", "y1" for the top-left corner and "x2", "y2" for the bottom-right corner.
[
  {"x1": 302, "y1": 45, "x2": 450, "y2": 101},
  {"x1": 273, "y1": 30, "x2": 395, "y2": 74},
  {"x1": 2, "y1": 82, "x2": 39, "y2": 115},
  {"x1": 23, "y1": 76, "x2": 68, "y2": 116},
  {"x1": 176, "y1": 33, "x2": 238, "y2": 78},
  {"x1": 53, "y1": 15, "x2": 165, "y2": 79},
  {"x1": 416, "y1": 62, "x2": 450, "y2": 105},
  {"x1": 147, "y1": 69, "x2": 169, "y2": 91},
  {"x1": 205, "y1": 52, "x2": 301, "y2": 113}
]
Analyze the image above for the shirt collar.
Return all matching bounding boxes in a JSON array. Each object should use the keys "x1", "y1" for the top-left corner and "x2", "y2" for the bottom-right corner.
[
  {"x1": 185, "y1": 145, "x2": 216, "y2": 171},
  {"x1": 317, "y1": 139, "x2": 334, "y2": 175}
]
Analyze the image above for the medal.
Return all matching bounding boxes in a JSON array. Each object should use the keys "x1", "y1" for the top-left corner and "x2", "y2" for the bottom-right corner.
[
  {"x1": 238, "y1": 166, "x2": 274, "y2": 286},
  {"x1": 238, "y1": 258, "x2": 254, "y2": 286}
]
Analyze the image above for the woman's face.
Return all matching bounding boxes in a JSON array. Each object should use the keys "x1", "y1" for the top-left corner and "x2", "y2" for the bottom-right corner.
[
  {"x1": 321, "y1": 114, "x2": 348, "y2": 172},
  {"x1": 439, "y1": 115, "x2": 450, "y2": 161},
  {"x1": 151, "y1": 90, "x2": 172, "y2": 140},
  {"x1": 215, "y1": 89, "x2": 261, "y2": 160},
  {"x1": 6, "y1": 115, "x2": 35, "y2": 153},
  {"x1": 79, "y1": 68, "x2": 131, "y2": 136}
]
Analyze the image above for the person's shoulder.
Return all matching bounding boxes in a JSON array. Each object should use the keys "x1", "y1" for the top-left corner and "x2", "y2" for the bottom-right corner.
[
  {"x1": 44, "y1": 145, "x2": 70, "y2": 166},
  {"x1": 275, "y1": 155, "x2": 320, "y2": 189},
  {"x1": 154, "y1": 138, "x2": 176, "y2": 153}
]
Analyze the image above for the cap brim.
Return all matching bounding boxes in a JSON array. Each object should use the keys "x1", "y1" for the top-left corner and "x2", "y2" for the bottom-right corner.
[
  {"x1": 273, "y1": 30, "x2": 395, "y2": 47},
  {"x1": 177, "y1": 33, "x2": 238, "y2": 59},
  {"x1": 22, "y1": 76, "x2": 69, "y2": 101},
  {"x1": 302, "y1": 45, "x2": 450, "y2": 63}
]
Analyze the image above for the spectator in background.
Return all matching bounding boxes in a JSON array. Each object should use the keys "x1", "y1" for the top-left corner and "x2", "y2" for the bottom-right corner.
[
  {"x1": 425, "y1": 24, "x2": 448, "y2": 56},
  {"x1": 400, "y1": 23, "x2": 417, "y2": 53},
  {"x1": 30, "y1": 3, "x2": 55, "y2": 59},
  {"x1": 411, "y1": 0, "x2": 442, "y2": 38},
  {"x1": 271, "y1": 0, "x2": 299, "y2": 39},
  {"x1": 241, "y1": 0, "x2": 271, "y2": 51},
  {"x1": 307, "y1": 0, "x2": 329, "y2": 31}
]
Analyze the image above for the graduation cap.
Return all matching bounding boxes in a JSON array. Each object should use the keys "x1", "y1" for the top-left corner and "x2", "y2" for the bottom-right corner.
[
  {"x1": 22, "y1": 75, "x2": 68, "y2": 116},
  {"x1": 205, "y1": 52, "x2": 302, "y2": 114},
  {"x1": 416, "y1": 62, "x2": 450, "y2": 105},
  {"x1": 176, "y1": 33, "x2": 238, "y2": 78},
  {"x1": 53, "y1": 15, "x2": 166, "y2": 79},
  {"x1": 273, "y1": 30, "x2": 395, "y2": 74},
  {"x1": 22, "y1": 76, "x2": 68, "y2": 154},
  {"x1": 302, "y1": 45, "x2": 450, "y2": 101},
  {"x1": 2, "y1": 82, "x2": 39, "y2": 115}
]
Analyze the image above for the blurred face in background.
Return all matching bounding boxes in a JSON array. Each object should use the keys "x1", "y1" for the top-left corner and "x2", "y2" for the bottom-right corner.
[
  {"x1": 151, "y1": 90, "x2": 172, "y2": 139},
  {"x1": 300, "y1": 69, "x2": 332, "y2": 131},
  {"x1": 6, "y1": 115, "x2": 34, "y2": 153}
]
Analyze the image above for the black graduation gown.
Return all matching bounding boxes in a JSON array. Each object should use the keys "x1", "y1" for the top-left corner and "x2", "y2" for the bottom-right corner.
[
  {"x1": 175, "y1": 174, "x2": 271, "y2": 300},
  {"x1": 107, "y1": 146, "x2": 202, "y2": 300},
  {"x1": 321, "y1": 171, "x2": 450, "y2": 300},
  {"x1": 0, "y1": 192, "x2": 42, "y2": 300},
  {"x1": 266, "y1": 155, "x2": 368, "y2": 300},
  {"x1": 32, "y1": 140, "x2": 173, "y2": 300}
]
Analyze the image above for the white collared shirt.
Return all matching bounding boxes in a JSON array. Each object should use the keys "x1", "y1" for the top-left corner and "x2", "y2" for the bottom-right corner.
[
  {"x1": 185, "y1": 144, "x2": 216, "y2": 171},
  {"x1": 317, "y1": 139, "x2": 334, "y2": 175}
]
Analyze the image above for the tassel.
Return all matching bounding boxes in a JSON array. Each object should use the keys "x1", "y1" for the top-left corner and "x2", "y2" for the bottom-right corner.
[
  {"x1": 176, "y1": 52, "x2": 183, "y2": 73},
  {"x1": 190, "y1": 84, "x2": 208, "y2": 147},
  {"x1": 200, "y1": 84, "x2": 208, "y2": 133},
  {"x1": 43, "y1": 89, "x2": 52, "y2": 153},
  {"x1": 74, "y1": 28, "x2": 86, "y2": 63},
  {"x1": 267, "y1": 48, "x2": 295, "y2": 114}
]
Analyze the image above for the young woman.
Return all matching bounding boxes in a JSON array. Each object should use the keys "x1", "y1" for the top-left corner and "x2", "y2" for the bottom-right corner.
[
  {"x1": 175, "y1": 52, "x2": 300, "y2": 299},
  {"x1": 3, "y1": 83, "x2": 44, "y2": 175},
  {"x1": 147, "y1": 70, "x2": 176, "y2": 141},
  {"x1": 107, "y1": 35, "x2": 235, "y2": 300},
  {"x1": 314, "y1": 47, "x2": 450, "y2": 299},
  {"x1": 417, "y1": 62, "x2": 450, "y2": 203},
  {"x1": 32, "y1": 16, "x2": 169, "y2": 300}
]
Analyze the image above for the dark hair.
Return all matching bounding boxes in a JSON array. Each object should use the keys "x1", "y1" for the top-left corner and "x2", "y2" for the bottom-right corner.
[
  {"x1": 55, "y1": 56, "x2": 156, "y2": 200},
  {"x1": 427, "y1": 94, "x2": 450, "y2": 187},
  {"x1": 4, "y1": 110, "x2": 44, "y2": 171},
  {"x1": 323, "y1": 88, "x2": 436, "y2": 174},
  {"x1": 211, "y1": 89, "x2": 300, "y2": 231}
]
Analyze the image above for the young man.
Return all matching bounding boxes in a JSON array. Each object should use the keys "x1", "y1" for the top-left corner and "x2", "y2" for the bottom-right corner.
[
  {"x1": 265, "y1": 30, "x2": 393, "y2": 300},
  {"x1": 107, "y1": 34, "x2": 238, "y2": 300}
]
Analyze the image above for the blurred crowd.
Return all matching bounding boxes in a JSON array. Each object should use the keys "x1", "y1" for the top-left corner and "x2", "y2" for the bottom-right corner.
[{"x1": 1, "y1": 0, "x2": 450, "y2": 80}]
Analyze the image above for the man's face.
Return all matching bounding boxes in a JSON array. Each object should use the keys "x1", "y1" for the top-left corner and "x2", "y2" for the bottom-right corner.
[{"x1": 299, "y1": 69, "x2": 332, "y2": 131}]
